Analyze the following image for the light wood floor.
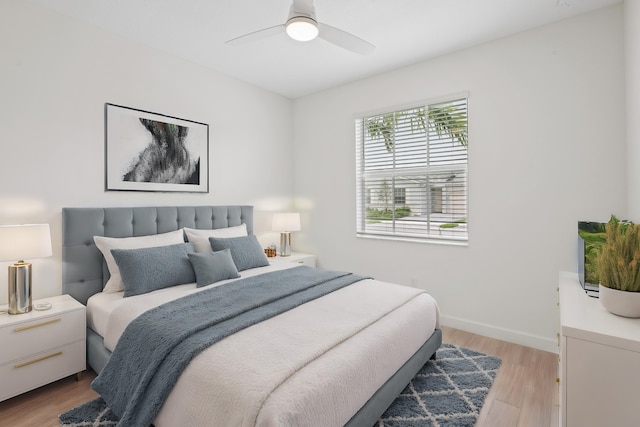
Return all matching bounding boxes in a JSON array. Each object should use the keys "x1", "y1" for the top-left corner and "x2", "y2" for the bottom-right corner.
[
  {"x1": 444, "y1": 326, "x2": 560, "y2": 427},
  {"x1": 0, "y1": 326, "x2": 559, "y2": 427}
]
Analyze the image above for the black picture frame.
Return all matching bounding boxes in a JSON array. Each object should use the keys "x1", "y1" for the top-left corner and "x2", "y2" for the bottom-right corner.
[{"x1": 105, "y1": 103, "x2": 209, "y2": 193}]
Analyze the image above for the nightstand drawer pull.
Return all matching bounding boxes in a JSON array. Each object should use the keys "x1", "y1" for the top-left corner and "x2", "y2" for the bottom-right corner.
[
  {"x1": 14, "y1": 351, "x2": 62, "y2": 368},
  {"x1": 14, "y1": 318, "x2": 61, "y2": 332}
]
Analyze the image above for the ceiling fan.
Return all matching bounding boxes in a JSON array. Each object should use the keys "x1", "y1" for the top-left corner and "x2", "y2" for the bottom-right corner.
[{"x1": 225, "y1": 0, "x2": 375, "y2": 55}]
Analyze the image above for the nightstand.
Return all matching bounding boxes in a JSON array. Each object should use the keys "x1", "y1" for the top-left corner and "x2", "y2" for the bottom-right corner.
[
  {"x1": 270, "y1": 252, "x2": 316, "y2": 268},
  {"x1": 0, "y1": 294, "x2": 86, "y2": 402}
]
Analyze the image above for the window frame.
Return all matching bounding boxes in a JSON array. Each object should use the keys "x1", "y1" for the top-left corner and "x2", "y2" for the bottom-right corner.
[
  {"x1": 355, "y1": 94, "x2": 469, "y2": 245},
  {"x1": 394, "y1": 187, "x2": 406, "y2": 205}
]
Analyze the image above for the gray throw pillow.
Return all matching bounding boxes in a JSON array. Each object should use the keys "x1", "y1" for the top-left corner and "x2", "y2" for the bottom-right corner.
[
  {"x1": 188, "y1": 249, "x2": 240, "y2": 287},
  {"x1": 111, "y1": 242, "x2": 196, "y2": 297},
  {"x1": 208, "y1": 235, "x2": 269, "y2": 271}
]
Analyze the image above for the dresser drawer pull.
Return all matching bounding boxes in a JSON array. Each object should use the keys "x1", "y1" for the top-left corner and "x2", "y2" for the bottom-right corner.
[
  {"x1": 14, "y1": 318, "x2": 61, "y2": 332},
  {"x1": 14, "y1": 351, "x2": 63, "y2": 368}
]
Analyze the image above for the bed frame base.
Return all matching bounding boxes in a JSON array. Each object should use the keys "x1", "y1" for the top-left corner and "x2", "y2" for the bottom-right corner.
[
  {"x1": 86, "y1": 327, "x2": 441, "y2": 426},
  {"x1": 345, "y1": 328, "x2": 442, "y2": 427},
  {"x1": 87, "y1": 328, "x2": 111, "y2": 374}
]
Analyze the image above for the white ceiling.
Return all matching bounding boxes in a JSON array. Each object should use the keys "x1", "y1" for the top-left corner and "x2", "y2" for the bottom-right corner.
[{"x1": 28, "y1": 0, "x2": 621, "y2": 99}]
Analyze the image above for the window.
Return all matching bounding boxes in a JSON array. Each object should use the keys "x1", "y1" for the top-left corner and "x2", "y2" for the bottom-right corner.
[
  {"x1": 355, "y1": 97, "x2": 468, "y2": 243},
  {"x1": 394, "y1": 187, "x2": 406, "y2": 205}
]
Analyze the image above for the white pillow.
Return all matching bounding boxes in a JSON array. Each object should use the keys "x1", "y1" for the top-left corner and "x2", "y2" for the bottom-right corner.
[
  {"x1": 94, "y1": 229, "x2": 186, "y2": 293},
  {"x1": 184, "y1": 224, "x2": 248, "y2": 253}
]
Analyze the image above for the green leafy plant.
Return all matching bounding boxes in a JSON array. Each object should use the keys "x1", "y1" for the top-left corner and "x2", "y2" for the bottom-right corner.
[
  {"x1": 596, "y1": 215, "x2": 640, "y2": 292},
  {"x1": 578, "y1": 221, "x2": 607, "y2": 285},
  {"x1": 366, "y1": 206, "x2": 412, "y2": 220},
  {"x1": 439, "y1": 223, "x2": 459, "y2": 229},
  {"x1": 365, "y1": 105, "x2": 468, "y2": 153}
]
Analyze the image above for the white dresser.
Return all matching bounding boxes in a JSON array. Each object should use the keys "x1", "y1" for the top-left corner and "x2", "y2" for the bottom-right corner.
[
  {"x1": 0, "y1": 294, "x2": 86, "y2": 401},
  {"x1": 559, "y1": 271, "x2": 640, "y2": 427}
]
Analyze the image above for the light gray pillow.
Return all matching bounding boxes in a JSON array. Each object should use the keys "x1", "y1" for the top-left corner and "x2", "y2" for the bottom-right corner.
[
  {"x1": 111, "y1": 242, "x2": 196, "y2": 297},
  {"x1": 184, "y1": 224, "x2": 248, "y2": 253},
  {"x1": 208, "y1": 235, "x2": 269, "y2": 271},
  {"x1": 93, "y1": 229, "x2": 186, "y2": 293},
  {"x1": 187, "y1": 249, "x2": 240, "y2": 287}
]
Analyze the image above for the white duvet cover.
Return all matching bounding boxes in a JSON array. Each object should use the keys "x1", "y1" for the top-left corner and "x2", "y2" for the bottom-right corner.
[{"x1": 87, "y1": 264, "x2": 440, "y2": 427}]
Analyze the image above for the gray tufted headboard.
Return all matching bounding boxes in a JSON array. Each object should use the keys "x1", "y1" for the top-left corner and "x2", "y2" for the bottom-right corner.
[{"x1": 62, "y1": 206, "x2": 253, "y2": 305}]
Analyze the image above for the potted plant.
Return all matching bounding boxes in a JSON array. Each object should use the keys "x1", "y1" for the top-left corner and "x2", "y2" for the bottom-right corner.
[{"x1": 595, "y1": 215, "x2": 640, "y2": 317}]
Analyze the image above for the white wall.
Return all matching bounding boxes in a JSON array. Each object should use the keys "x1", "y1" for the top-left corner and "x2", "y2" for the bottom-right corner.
[
  {"x1": 627, "y1": 0, "x2": 640, "y2": 220},
  {"x1": 292, "y1": 5, "x2": 626, "y2": 352},
  {"x1": 0, "y1": 1, "x2": 294, "y2": 303}
]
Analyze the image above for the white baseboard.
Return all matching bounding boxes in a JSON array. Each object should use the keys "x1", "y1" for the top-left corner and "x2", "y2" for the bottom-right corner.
[{"x1": 440, "y1": 314, "x2": 559, "y2": 354}]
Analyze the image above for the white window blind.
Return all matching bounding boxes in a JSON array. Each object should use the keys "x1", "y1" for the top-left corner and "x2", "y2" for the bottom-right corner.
[{"x1": 355, "y1": 97, "x2": 468, "y2": 243}]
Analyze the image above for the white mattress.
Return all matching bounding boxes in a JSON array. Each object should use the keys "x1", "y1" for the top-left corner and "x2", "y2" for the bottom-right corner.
[
  {"x1": 87, "y1": 262, "x2": 293, "y2": 346},
  {"x1": 87, "y1": 264, "x2": 440, "y2": 427}
]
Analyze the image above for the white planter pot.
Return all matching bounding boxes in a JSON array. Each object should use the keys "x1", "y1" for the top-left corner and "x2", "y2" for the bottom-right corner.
[{"x1": 599, "y1": 285, "x2": 640, "y2": 318}]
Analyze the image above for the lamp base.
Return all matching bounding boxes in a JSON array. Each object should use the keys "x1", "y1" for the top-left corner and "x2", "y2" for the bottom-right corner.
[
  {"x1": 279, "y1": 232, "x2": 292, "y2": 257},
  {"x1": 8, "y1": 261, "x2": 32, "y2": 314}
]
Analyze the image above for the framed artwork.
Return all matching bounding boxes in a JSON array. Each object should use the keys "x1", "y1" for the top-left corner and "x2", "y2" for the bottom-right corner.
[{"x1": 105, "y1": 103, "x2": 209, "y2": 193}]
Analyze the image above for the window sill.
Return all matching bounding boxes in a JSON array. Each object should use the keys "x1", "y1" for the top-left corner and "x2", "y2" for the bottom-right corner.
[{"x1": 356, "y1": 233, "x2": 468, "y2": 247}]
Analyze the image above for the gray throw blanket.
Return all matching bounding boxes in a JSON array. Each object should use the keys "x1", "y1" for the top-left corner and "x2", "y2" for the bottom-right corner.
[{"x1": 91, "y1": 266, "x2": 368, "y2": 427}]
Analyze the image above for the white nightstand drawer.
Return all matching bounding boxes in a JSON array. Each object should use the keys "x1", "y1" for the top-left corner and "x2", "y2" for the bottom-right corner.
[
  {"x1": 0, "y1": 309, "x2": 85, "y2": 363},
  {"x1": 270, "y1": 252, "x2": 317, "y2": 268},
  {"x1": 291, "y1": 256, "x2": 316, "y2": 267},
  {"x1": 0, "y1": 340, "x2": 85, "y2": 401}
]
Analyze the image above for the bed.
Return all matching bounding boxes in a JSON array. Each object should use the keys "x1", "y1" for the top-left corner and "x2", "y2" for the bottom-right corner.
[{"x1": 61, "y1": 205, "x2": 441, "y2": 427}]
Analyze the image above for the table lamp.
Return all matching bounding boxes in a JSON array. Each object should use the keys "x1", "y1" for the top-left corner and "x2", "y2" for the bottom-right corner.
[
  {"x1": 0, "y1": 224, "x2": 52, "y2": 314},
  {"x1": 272, "y1": 213, "x2": 301, "y2": 257}
]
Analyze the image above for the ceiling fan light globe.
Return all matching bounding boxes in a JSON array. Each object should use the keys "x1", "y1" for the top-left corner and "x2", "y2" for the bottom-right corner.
[{"x1": 286, "y1": 16, "x2": 319, "y2": 41}]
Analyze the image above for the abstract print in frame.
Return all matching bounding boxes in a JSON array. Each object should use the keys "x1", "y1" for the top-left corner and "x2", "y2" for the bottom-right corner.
[{"x1": 105, "y1": 103, "x2": 209, "y2": 192}]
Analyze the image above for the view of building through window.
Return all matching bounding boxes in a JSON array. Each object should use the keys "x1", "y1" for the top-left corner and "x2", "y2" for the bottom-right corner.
[{"x1": 355, "y1": 97, "x2": 468, "y2": 242}]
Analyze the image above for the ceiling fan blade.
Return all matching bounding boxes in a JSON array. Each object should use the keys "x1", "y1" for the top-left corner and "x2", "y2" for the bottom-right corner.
[
  {"x1": 317, "y1": 23, "x2": 375, "y2": 55},
  {"x1": 225, "y1": 24, "x2": 285, "y2": 46}
]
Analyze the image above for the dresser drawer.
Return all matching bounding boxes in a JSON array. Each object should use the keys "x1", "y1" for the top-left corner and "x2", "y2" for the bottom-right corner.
[
  {"x1": 0, "y1": 340, "x2": 85, "y2": 401},
  {"x1": 0, "y1": 309, "x2": 85, "y2": 363}
]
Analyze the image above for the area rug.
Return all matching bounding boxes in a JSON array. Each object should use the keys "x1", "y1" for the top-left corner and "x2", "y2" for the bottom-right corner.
[{"x1": 59, "y1": 343, "x2": 500, "y2": 427}]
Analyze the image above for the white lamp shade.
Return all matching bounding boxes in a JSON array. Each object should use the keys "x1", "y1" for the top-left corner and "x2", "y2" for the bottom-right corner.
[
  {"x1": 272, "y1": 213, "x2": 301, "y2": 232},
  {"x1": 0, "y1": 224, "x2": 53, "y2": 262}
]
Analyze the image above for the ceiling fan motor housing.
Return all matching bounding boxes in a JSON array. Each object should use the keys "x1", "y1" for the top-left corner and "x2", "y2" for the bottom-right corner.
[{"x1": 287, "y1": 0, "x2": 317, "y2": 22}]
